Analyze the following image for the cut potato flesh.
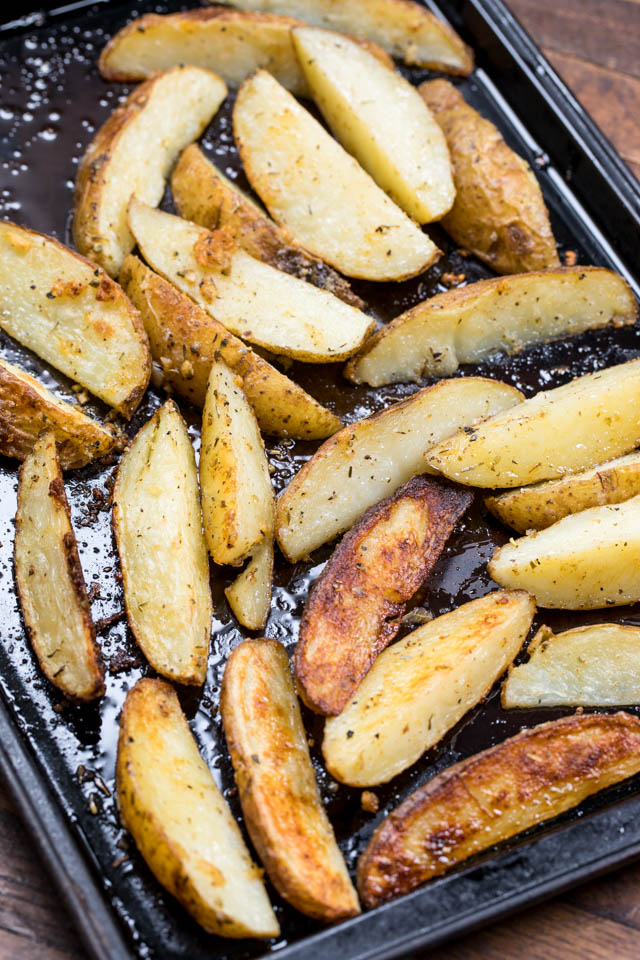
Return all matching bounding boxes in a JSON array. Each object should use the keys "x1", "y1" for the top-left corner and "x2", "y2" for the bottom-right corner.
[
  {"x1": 74, "y1": 66, "x2": 227, "y2": 277},
  {"x1": 14, "y1": 432, "x2": 104, "y2": 702},
  {"x1": 0, "y1": 221, "x2": 150, "y2": 417},
  {"x1": 347, "y1": 267, "x2": 636, "y2": 386},
  {"x1": 117, "y1": 678, "x2": 279, "y2": 938},
  {"x1": 357, "y1": 712, "x2": 640, "y2": 906},
  {"x1": 221, "y1": 639, "x2": 360, "y2": 920},
  {"x1": 234, "y1": 70, "x2": 439, "y2": 281},
  {"x1": 225, "y1": 538, "x2": 274, "y2": 630},
  {"x1": 293, "y1": 27, "x2": 454, "y2": 223},
  {"x1": 113, "y1": 401, "x2": 212, "y2": 684},
  {"x1": 276, "y1": 377, "x2": 523, "y2": 562},
  {"x1": 427, "y1": 358, "x2": 640, "y2": 488},
  {"x1": 323, "y1": 591, "x2": 534, "y2": 787}
]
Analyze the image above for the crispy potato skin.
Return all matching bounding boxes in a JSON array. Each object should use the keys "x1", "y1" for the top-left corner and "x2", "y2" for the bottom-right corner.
[
  {"x1": 358, "y1": 712, "x2": 640, "y2": 907},
  {"x1": 296, "y1": 475, "x2": 472, "y2": 715},
  {"x1": 221, "y1": 640, "x2": 360, "y2": 920}
]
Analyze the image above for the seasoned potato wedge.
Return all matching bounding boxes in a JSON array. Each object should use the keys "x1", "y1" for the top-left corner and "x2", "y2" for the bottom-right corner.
[
  {"x1": 234, "y1": 70, "x2": 440, "y2": 281},
  {"x1": 276, "y1": 377, "x2": 523, "y2": 562},
  {"x1": 171, "y1": 144, "x2": 364, "y2": 308},
  {"x1": 117, "y1": 678, "x2": 279, "y2": 938},
  {"x1": 293, "y1": 28, "x2": 454, "y2": 223},
  {"x1": 486, "y1": 450, "x2": 640, "y2": 534},
  {"x1": 323, "y1": 591, "x2": 534, "y2": 786},
  {"x1": 0, "y1": 358, "x2": 122, "y2": 469},
  {"x1": 221, "y1": 640, "x2": 360, "y2": 920},
  {"x1": 14, "y1": 433, "x2": 104, "y2": 702},
  {"x1": 346, "y1": 267, "x2": 636, "y2": 386},
  {"x1": 296, "y1": 476, "x2": 472, "y2": 715},
  {"x1": 74, "y1": 66, "x2": 227, "y2": 277},
  {"x1": 113, "y1": 401, "x2": 212, "y2": 684},
  {"x1": 0, "y1": 221, "x2": 150, "y2": 417},
  {"x1": 224, "y1": 539, "x2": 273, "y2": 631},
  {"x1": 357, "y1": 712, "x2": 640, "y2": 906},
  {"x1": 420, "y1": 79, "x2": 559, "y2": 274},
  {"x1": 489, "y1": 495, "x2": 640, "y2": 609},
  {"x1": 427, "y1": 358, "x2": 640, "y2": 488},
  {"x1": 128, "y1": 198, "x2": 373, "y2": 361}
]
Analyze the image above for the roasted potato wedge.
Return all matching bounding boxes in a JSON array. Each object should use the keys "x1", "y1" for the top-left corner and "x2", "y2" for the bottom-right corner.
[
  {"x1": 296, "y1": 475, "x2": 472, "y2": 715},
  {"x1": 323, "y1": 591, "x2": 534, "y2": 786},
  {"x1": 113, "y1": 401, "x2": 212, "y2": 684},
  {"x1": 276, "y1": 377, "x2": 523, "y2": 562},
  {"x1": 346, "y1": 267, "x2": 636, "y2": 386},
  {"x1": 357, "y1": 712, "x2": 640, "y2": 906},
  {"x1": 225, "y1": 538, "x2": 273, "y2": 630},
  {"x1": 74, "y1": 66, "x2": 227, "y2": 277},
  {"x1": 427, "y1": 358, "x2": 640, "y2": 489},
  {"x1": 234, "y1": 70, "x2": 440, "y2": 281},
  {"x1": 117, "y1": 678, "x2": 279, "y2": 938},
  {"x1": 0, "y1": 221, "x2": 150, "y2": 417},
  {"x1": 14, "y1": 432, "x2": 104, "y2": 702},
  {"x1": 293, "y1": 27, "x2": 454, "y2": 223},
  {"x1": 221, "y1": 639, "x2": 360, "y2": 920},
  {"x1": 128, "y1": 198, "x2": 374, "y2": 361},
  {"x1": 420, "y1": 79, "x2": 559, "y2": 274}
]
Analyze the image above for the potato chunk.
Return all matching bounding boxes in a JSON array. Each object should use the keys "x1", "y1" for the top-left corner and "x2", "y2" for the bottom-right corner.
[{"x1": 225, "y1": 539, "x2": 273, "y2": 631}]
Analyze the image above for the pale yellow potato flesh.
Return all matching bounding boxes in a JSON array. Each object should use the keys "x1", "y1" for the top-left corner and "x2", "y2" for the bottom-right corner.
[
  {"x1": 234, "y1": 70, "x2": 440, "y2": 281},
  {"x1": 113, "y1": 401, "x2": 212, "y2": 685},
  {"x1": 427, "y1": 358, "x2": 640, "y2": 489},
  {"x1": 14, "y1": 433, "x2": 104, "y2": 702},
  {"x1": 74, "y1": 66, "x2": 227, "y2": 277},
  {"x1": 293, "y1": 27, "x2": 454, "y2": 223},
  {"x1": 224, "y1": 538, "x2": 274, "y2": 630},
  {"x1": 275, "y1": 377, "x2": 523, "y2": 561},
  {"x1": 323, "y1": 591, "x2": 535, "y2": 786},
  {"x1": 116, "y1": 678, "x2": 279, "y2": 938},
  {"x1": 346, "y1": 267, "x2": 637, "y2": 386}
]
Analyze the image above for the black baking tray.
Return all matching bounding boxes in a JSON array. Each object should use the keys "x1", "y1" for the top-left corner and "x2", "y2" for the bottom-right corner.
[{"x1": 1, "y1": 1, "x2": 640, "y2": 959}]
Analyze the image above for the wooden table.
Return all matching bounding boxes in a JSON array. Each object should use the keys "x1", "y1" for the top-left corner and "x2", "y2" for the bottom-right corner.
[{"x1": 1, "y1": 1, "x2": 639, "y2": 958}]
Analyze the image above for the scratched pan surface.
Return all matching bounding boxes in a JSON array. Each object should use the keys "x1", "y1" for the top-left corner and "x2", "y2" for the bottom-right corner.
[{"x1": 1, "y1": 0, "x2": 640, "y2": 958}]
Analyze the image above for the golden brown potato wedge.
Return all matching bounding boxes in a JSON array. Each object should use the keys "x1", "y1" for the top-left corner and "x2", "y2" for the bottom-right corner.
[
  {"x1": 14, "y1": 432, "x2": 104, "y2": 702},
  {"x1": 221, "y1": 639, "x2": 360, "y2": 921},
  {"x1": 224, "y1": 538, "x2": 273, "y2": 630},
  {"x1": 295, "y1": 475, "x2": 472, "y2": 715},
  {"x1": 113, "y1": 401, "x2": 212, "y2": 684},
  {"x1": 346, "y1": 267, "x2": 636, "y2": 385},
  {"x1": 357, "y1": 712, "x2": 640, "y2": 906},
  {"x1": 117, "y1": 678, "x2": 279, "y2": 938},
  {"x1": 234, "y1": 70, "x2": 440, "y2": 281},
  {"x1": 0, "y1": 221, "x2": 150, "y2": 417},
  {"x1": 74, "y1": 66, "x2": 227, "y2": 277},
  {"x1": 323, "y1": 591, "x2": 534, "y2": 787},
  {"x1": 276, "y1": 377, "x2": 523, "y2": 562},
  {"x1": 420, "y1": 79, "x2": 559, "y2": 274}
]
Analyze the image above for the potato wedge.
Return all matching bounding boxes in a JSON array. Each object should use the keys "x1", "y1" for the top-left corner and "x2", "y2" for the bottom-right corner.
[
  {"x1": 113, "y1": 401, "x2": 212, "y2": 684},
  {"x1": 486, "y1": 450, "x2": 640, "y2": 534},
  {"x1": 357, "y1": 712, "x2": 640, "y2": 906},
  {"x1": 117, "y1": 678, "x2": 279, "y2": 938},
  {"x1": 171, "y1": 144, "x2": 364, "y2": 308},
  {"x1": 221, "y1": 639, "x2": 360, "y2": 920},
  {"x1": 74, "y1": 66, "x2": 227, "y2": 277},
  {"x1": 234, "y1": 70, "x2": 440, "y2": 281},
  {"x1": 293, "y1": 28, "x2": 454, "y2": 223},
  {"x1": 225, "y1": 539, "x2": 273, "y2": 630},
  {"x1": 427, "y1": 358, "x2": 640, "y2": 489},
  {"x1": 128, "y1": 198, "x2": 374, "y2": 361},
  {"x1": 276, "y1": 377, "x2": 523, "y2": 562},
  {"x1": 0, "y1": 221, "x2": 150, "y2": 417},
  {"x1": 489, "y1": 495, "x2": 640, "y2": 609},
  {"x1": 0, "y1": 358, "x2": 122, "y2": 469},
  {"x1": 214, "y1": 0, "x2": 473, "y2": 73},
  {"x1": 296, "y1": 475, "x2": 472, "y2": 715},
  {"x1": 346, "y1": 267, "x2": 636, "y2": 386},
  {"x1": 14, "y1": 432, "x2": 104, "y2": 702},
  {"x1": 420, "y1": 79, "x2": 559, "y2": 274},
  {"x1": 323, "y1": 591, "x2": 534, "y2": 786}
]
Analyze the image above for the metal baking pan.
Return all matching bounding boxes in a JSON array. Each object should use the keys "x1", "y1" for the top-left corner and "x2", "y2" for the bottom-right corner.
[{"x1": 1, "y1": 1, "x2": 640, "y2": 958}]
